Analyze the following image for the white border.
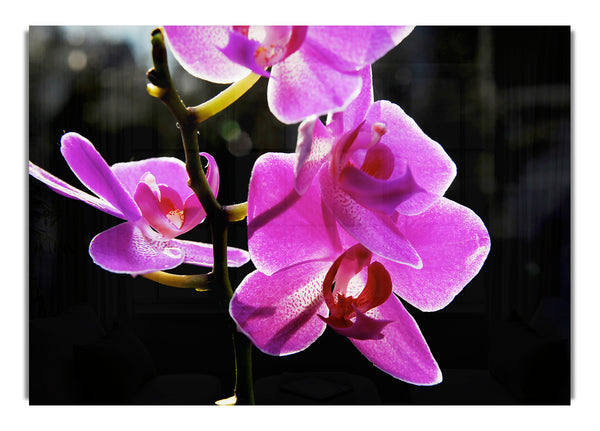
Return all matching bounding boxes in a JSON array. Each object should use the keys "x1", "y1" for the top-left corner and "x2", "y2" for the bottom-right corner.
[{"x1": 5, "y1": 2, "x2": 598, "y2": 430}]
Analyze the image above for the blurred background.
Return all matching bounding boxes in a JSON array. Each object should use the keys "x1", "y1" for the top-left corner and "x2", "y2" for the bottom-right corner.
[{"x1": 28, "y1": 26, "x2": 570, "y2": 405}]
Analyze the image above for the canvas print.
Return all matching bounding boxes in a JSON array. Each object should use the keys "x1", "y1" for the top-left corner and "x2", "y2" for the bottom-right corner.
[{"x1": 28, "y1": 26, "x2": 570, "y2": 405}]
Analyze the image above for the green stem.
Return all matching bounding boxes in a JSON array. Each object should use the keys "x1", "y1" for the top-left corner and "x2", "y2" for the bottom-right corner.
[
  {"x1": 147, "y1": 27, "x2": 254, "y2": 405},
  {"x1": 190, "y1": 72, "x2": 261, "y2": 124},
  {"x1": 233, "y1": 330, "x2": 255, "y2": 405}
]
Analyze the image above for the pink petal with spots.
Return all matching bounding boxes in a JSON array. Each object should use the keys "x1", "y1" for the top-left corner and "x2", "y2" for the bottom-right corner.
[
  {"x1": 229, "y1": 261, "x2": 331, "y2": 356},
  {"x1": 319, "y1": 166, "x2": 422, "y2": 268},
  {"x1": 89, "y1": 222, "x2": 185, "y2": 275},
  {"x1": 247, "y1": 153, "x2": 343, "y2": 276},
  {"x1": 268, "y1": 46, "x2": 362, "y2": 124}
]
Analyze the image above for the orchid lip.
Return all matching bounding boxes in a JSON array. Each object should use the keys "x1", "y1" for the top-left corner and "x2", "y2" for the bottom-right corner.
[{"x1": 320, "y1": 244, "x2": 394, "y2": 339}]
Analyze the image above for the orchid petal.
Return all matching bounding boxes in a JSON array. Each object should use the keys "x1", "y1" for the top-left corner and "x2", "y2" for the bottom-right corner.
[
  {"x1": 349, "y1": 294, "x2": 442, "y2": 385},
  {"x1": 179, "y1": 194, "x2": 207, "y2": 233},
  {"x1": 134, "y1": 181, "x2": 181, "y2": 239},
  {"x1": 377, "y1": 197, "x2": 491, "y2": 311},
  {"x1": 219, "y1": 30, "x2": 270, "y2": 77},
  {"x1": 111, "y1": 157, "x2": 190, "y2": 200},
  {"x1": 163, "y1": 26, "x2": 251, "y2": 83},
  {"x1": 319, "y1": 166, "x2": 422, "y2": 268},
  {"x1": 156, "y1": 185, "x2": 184, "y2": 214},
  {"x1": 304, "y1": 26, "x2": 414, "y2": 72},
  {"x1": 321, "y1": 261, "x2": 394, "y2": 341},
  {"x1": 353, "y1": 261, "x2": 393, "y2": 313},
  {"x1": 323, "y1": 307, "x2": 392, "y2": 341},
  {"x1": 170, "y1": 238, "x2": 250, "y2": 268},
  {"x1": 365, "y1": 101, "x2": 457, "y2": 215},
  {"x1": 89, "y1": 222, "x2": 185, "y2": 276},
  {"x1": 200, "y1": 151, "x2": 220, "y2": 198},
  {"x1": 60, "y1": 133, "x2": 141, "y2": 221},
  {"x1": 229, "y1": 261, "x2": 330, "y2": 355},
  {"x1": 247, "y1": 153, "x2": 343, "y2": 275},
  {"x1": 29, "y1": 161, "x2": 124, "y2": 219},
  {"x1": 268, "y1": 46, "x2": 362, "y2": 124},
  {"x1": 339, "y1": 163, "x2": 427, "y2": 215},
  {"x1": 328, "y1": 66, "x2": 374, "y2": 136},
  {"x1": 294, "y1": 116, "x2": 333, "y2": 195}
]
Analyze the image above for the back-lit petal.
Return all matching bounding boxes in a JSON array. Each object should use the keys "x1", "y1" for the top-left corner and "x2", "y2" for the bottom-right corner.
[
  {"x1": 29, "y1": 161, "x2": 124, "y2": 219},
  {"x1": 230, "y1": 261, "x2": 330, "y2": 355},
  {"x1": 350, "y1": 295, "x2": 442, "y2": 385},
  {"x1": 60, "y1": 132, "x2": 141, "y2": 221},
  {"x1": 89, "y1": 222, "x2": 184, "y2": 276},
  {"x1": 319, "y1": 166, "x2": 422, "y2": 268},
  {"x1": 247, "y1": 153, "x2": 343, "y2": 275},
  {"x1": 163, "y1": 26, "x2": 251, "y2": 83},
  {"x1": 377, "y1": 197, "x2": 491, "y2": 311}
]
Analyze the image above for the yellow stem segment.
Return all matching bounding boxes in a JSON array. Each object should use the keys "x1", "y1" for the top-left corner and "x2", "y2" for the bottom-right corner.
[
  {"x1": 190, "y1": 73, "x2": 261, "y2": 123},
  {"x1": 224, "y1": 202, "x2": 248, "y2": 222},
  {"x1": 141, "y1": 271, "x2": 210, "y2": 291}
]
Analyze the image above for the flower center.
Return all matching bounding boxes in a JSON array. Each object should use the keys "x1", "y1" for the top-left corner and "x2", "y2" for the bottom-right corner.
[
  {"x1": 332, "y1": 122, "x2": 394, "y2": 181},
  {"x1": 166, "y1": 209, "x2": 185, "y2": 229},
  {"x1": 321, "y1": 244, "x2": 392, "y2": 331},
  {"x1": 134, "y1": 173, "x2": 187, "y2": 237}
]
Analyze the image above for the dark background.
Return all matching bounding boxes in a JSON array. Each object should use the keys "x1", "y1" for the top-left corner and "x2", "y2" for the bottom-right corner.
[{"x1": 28, "y1": 26, "x2": 570, "y2": 405}]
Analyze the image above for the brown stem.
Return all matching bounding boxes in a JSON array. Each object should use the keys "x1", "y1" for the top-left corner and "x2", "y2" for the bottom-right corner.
[{"x1": 147, "y1": 27, "x2": 253, "y2": 404}]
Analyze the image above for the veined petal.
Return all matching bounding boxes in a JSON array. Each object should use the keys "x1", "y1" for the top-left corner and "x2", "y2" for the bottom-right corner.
[
  {"x1": 294, "y1": 116, "x2": 333, "y2": 195},
  {"x1": 327, "y1": 66, "x2": 374, "y2": 136},
  {"x1": 60, "y1": 133, "x2": 141, "y2": 221},
  {"x1": 339, "y1": 162, "x2": 427, "y2": 215},
  {"x1": 268, "y1": 45, "x2": 362, "y2": 124},
  {"x1": 229, "y1": 261, "x2": 330, "y2": 356},
  {"x1": 89, "y1": 222, "x2": 185, "y2": 275},
  {"x1": 29, "y1": 161, "x2": 124, "y2": 219},
  {"x1": 365, "y1": 101, "x2": 457, "y2": 215},
  {"x1": 247, "y1": 153, "x2": 343, "y2": 275},
  {"x1": 170, "y1": 238, "x2": 250, "y2": 268},
  {"x1": 319, "y1": 166, "x2": 422, "y2": 268},
  {"x1": 304, "y1": 26, "x2": 414, "y2": 72},
  {"x1": 111, "y1": 157, "x2": 190, "y2": 200},
  {"x1": 163, "y1": 26, "x2": 251, "y2": 83},
  {"x1": 349, "y1": 294, "x2": 442, "y2": 385},
  {"x1": 377, "y1": 197, "x2": 491, "y2": 311}
]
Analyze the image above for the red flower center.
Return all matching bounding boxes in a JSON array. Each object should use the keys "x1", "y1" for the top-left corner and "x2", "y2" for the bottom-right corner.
[{"x1": 321, "y1": 244, "x2": 393, "y2": 330}]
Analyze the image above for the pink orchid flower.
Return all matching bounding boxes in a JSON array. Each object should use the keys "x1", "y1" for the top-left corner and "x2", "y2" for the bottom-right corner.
[
  {"x1": 29, "y1": 132, "x2": 250, "y2": 275},
  {"x1": 294, "y1": 66, "x2": 458, "y2": 269},
  {"x1": 162, "y1": 26, "x2": 414, "y2": 124},
  {"x1": 229, "y1": 152, "x2": 490, "y2": 384}
]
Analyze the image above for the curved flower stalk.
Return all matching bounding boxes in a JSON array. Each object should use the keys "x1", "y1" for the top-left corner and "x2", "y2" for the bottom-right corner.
[
  {"x1": 29, "y1": 132, "x2": 250, "y2": 275},
  {"x1": 230, "y1": 153, "x2": 490, "y2": 384},
  {"x1": 162, "y1": 26, "x2": 414, "y2": 124},
  {"x1": 294, "y1": 66, "x2": 457, "y2": 269}
]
